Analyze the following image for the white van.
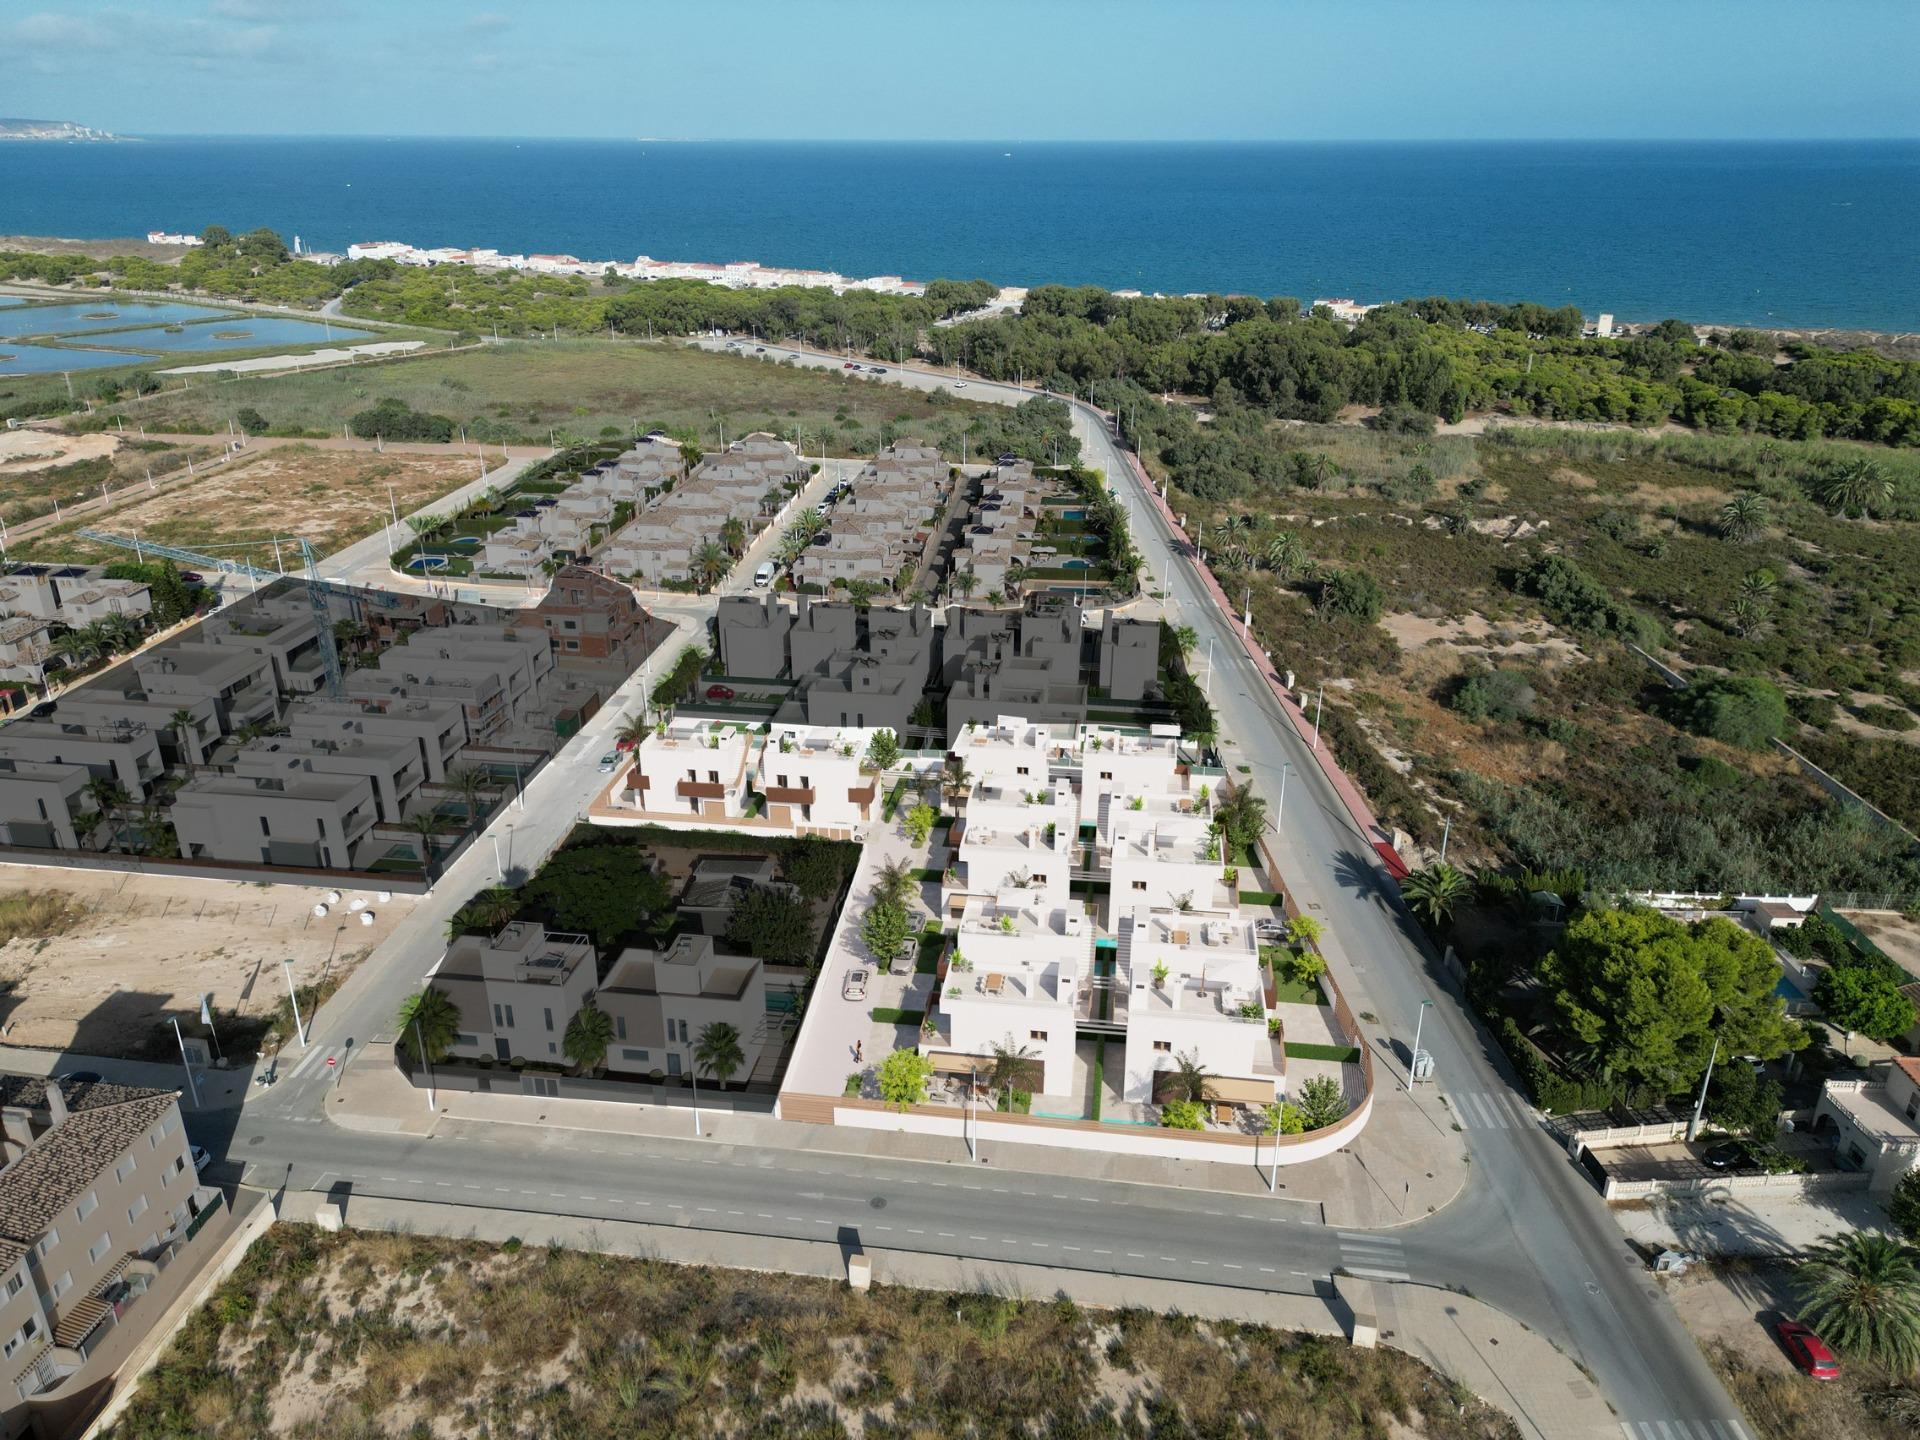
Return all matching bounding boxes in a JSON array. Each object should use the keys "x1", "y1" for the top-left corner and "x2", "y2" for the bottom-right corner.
[{"x1": 753, "y1": 561, "x2": 776, "y2": 588}]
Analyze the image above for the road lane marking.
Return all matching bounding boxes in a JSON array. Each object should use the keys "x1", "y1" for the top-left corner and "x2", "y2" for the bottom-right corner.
[{"x1": 1343, "y1": 1266, "x2": 1411, "y2": 1282}]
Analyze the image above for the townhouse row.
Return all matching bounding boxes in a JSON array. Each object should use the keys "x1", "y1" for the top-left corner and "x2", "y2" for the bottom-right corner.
[
  {"x1": 715, "y1": 591, "x2": 1160, "y2": 739},
  {"x1": 481, "y1": 437, "x2": 688, "y2": 576},
  {"x1": 602, "y1": 433, "x2": 809, "y2": 587},
  {"x1": 789, "y1": 443, "x2": 951, "y2": 591},
  {"x1": 0, "y1": 564, "x2": 155, "y2": 692},
  {"x1": 0, "y1": 585, "x2": 560, "y2": 876}
]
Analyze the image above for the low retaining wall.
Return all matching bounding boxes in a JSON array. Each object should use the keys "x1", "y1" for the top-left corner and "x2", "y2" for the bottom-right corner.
[
  {"x1": 786, "y1": 1086, "x2": 1371, "y2": 1167},
  {"x1": 0, "y1": 842, "x2": 432, "y2": 894},
  {"x1": 1602, "y1": 1168, "x2": 1872, "y2": 1203}
]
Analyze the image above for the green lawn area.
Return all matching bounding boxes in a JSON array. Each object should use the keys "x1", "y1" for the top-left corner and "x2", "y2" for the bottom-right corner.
[
  {"x1": 1268, "y1": 973, "x2": 1323, "y2": 1006},
  {"x1": 103, "y1": 338, "x2": 1004, "y2": 452},
  {"x1": 870, "y1": 1007, "x2": 925, "y2": 1026},
  {"x1": 1284, "y1": 1041, "x2": 1362, "y2": 1063}
]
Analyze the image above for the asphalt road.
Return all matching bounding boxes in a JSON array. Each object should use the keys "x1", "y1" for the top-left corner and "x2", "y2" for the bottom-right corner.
[{"x1": 205, "y1": 334, "x2": 1749, "y2": 1436}]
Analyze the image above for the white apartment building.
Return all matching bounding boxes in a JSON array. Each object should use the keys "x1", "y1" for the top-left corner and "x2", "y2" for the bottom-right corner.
[
  {"x1": 1072, "y1": 723, "x2": 1191, "y2": 835},
  {"x1": 619, "y1": 719, "x2": 758, "y2": 821},
  {"x1": 600, "y1": 933, "x2": 771, "y2": 1082},
  {"x1": 947, "y1": 716, "x2": 1065, "y2": 790},
  {"x1": 1114, "y1": 906, "x2": 1280, "y2": 1107},
  {"x1": 1104, "y1": 801, "x2": 1235, "y2": 914},
  {"x1": 759, "y1": 724, "x2": 877, "y2": 837},
  {"x1": 435, "y1": 922, "x2": 598, "y2": 1064},
  {"x1": 943, "y1": 773, "x2": 1076, "y2": 919},
  {"x1": 924, "y1": 895, "x2": 1090, "y2": 1098},
  {"x1": 170, "y1": 771, "x2": 378, "y2": 870}
]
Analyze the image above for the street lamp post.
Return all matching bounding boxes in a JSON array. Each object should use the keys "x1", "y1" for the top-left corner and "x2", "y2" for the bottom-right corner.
[
  {"x1": 1312, "y1": 685, "x2": 1325, "y2": 751},
  {"x1": 691, "y1": 1065, "x2": 703, "y2": 1138},
  {"x1": 1686, "y1": 1035, "x2": 1721, "y2": 1143},
  {"x1": 281, "y1": 958, "x2": 308, "y2": 1048},
  {"x1": 414, "y1": 1017, "x2": 436, "y2": 1113},
  {"x1": 967, "y1": 1067, "x2": 978, "y2": 1162},
  {"x1": 1410, "y1": 1000, "x2": 1434, "y2": 1085},
  {"x1": 170, "y1": 1017, "x2": 202, "y2": 1108},
  {"x1": 1276, "y1": 762, "x2": 1292, "y2": 830}
]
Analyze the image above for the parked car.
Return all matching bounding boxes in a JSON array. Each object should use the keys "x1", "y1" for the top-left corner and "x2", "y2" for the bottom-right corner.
[
  {"x1": 954, "y1": 380, "x2": 968, "y2": 388},
  {"x1": 190, "y1": 1144, "x2": 212, "y2": 1175},
  {"x1": 870, "y1": 366, "x2": 889, "y2": 374},
  {"x1": 1702, "y1": 1140, "x2": 1751, "y2": 1171},
  {"x1": 843, "y1": 360, "x2": 858, "y2": 369},
  {"x1": 1776, "y1": 1321, "x2": 1839, "y2": 1380},
  {"x1": 842, "y1": 967, "x2": 870, "y2": 1001},
  {"x1": 55, "y1": 1070, "x2": 101, "y2": 1086},
  {"x1": 27, "y1": 701, "x2": 57, "y2": 719},
  {"x1": 597, "y1": 752, "x2": 619, "y2": 773},
  {"x1": 754, "y1": 346, "x2": 766, "y2": 352},
  {"x1": 1253, "y1": 918, "x2": 1287, "y2": 942},
  {"x1": 179, "y1": 571, "x2": 204, "y2": 584},
  {"x1": 615, "y1": 736, "x2": 637, "y2": 752},
  {"x1": 704, "y1": 684, "x2": 736, "y2": 701}
]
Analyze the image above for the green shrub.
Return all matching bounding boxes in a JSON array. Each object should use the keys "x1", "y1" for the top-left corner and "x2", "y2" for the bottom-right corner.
[
  {"x1": 1159, "y1": 1099, "x2": 1205, "y2": 1130},
  {"x1": 1789, "y1": 692, "x2": 1838, "y2": 728},
  {"x1": 1671, "y1": 674, "x2": 1789, "y2": 750},
  {"x1": 1854, "y1": 702, "x2": 1917, "y2": 732},
  {"x1": 1449, "y1": 667, "x2": 1537, "y2": 723}
]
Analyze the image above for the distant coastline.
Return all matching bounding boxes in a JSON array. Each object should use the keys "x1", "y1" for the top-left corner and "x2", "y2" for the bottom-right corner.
[
  {"x1": 0, "y1": 119, "x2": 123, "y2": 142},
  {"x1": 1, "y1": 138, "x2": 1916, "y2": 329}
]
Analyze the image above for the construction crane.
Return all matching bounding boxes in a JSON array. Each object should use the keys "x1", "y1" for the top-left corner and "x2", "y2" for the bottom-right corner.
[{"x1": 76, "y1": 528, "x2": 345, "y2": 698}]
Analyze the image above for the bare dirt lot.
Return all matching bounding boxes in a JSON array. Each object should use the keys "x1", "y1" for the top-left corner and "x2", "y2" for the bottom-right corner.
[
  {"x1": 0, "y1": 867, "x2": 409, "y2": 1058},
  {"x1": 12, "y1": 444, "x2": 498, "y2": 567}
]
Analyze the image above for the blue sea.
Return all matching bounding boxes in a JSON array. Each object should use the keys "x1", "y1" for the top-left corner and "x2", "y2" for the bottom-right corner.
[{"x1": 4, "y1": 138, "x2": 1918, "y2": 330}]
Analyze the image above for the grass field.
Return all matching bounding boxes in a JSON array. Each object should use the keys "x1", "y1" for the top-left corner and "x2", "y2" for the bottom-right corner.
[
  {"x1": 11, "y1": 444, "x2": 504, "y2": 568},
  {"x1": 104, "y1": 1224, "x2": 1520, "y2": 1440},
  {"x1": 90, "y1": 338, "x2": 1000, "y2": 453}
]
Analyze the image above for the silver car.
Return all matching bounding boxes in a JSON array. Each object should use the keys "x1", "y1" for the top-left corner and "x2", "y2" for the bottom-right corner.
[{"x1": 842, "y1": 967, "x2": 870, "y2": 1001}]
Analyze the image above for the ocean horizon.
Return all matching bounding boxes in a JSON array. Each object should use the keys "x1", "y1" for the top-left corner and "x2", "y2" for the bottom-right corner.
[{"x1": 4, "y1": 137, "x2": 1918, "y2": 330}]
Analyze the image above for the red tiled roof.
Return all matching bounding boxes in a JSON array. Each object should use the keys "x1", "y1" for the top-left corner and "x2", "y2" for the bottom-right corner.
[{"x1": 1896, "y1": 1056, "x2": 1920, "y2": 1086}]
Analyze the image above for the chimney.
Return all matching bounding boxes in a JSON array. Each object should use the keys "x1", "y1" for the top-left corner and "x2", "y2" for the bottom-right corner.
[{"x1": 45, "y1": 1080, "x2": 68, "y2": 1128}]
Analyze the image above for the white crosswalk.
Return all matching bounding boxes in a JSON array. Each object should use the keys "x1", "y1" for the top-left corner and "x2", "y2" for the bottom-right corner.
[
  {"x1": 1446, "y1": 1089, "x2": 1533, "y2": 1130},
  {"x1": 1336, "y1": 1231, "x2": 1410, "y2": 1282},
  {"x1": 1620, "y1": 1420, "x2": 1756, "y2": 1440}
]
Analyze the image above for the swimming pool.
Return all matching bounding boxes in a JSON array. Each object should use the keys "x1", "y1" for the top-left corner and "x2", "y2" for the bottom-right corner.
[{"x1": 403, "y1": 555, "x2": 452, "y2": 573}]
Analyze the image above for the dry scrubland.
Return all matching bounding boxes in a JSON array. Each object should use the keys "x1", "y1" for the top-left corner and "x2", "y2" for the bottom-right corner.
[
  {"x1": 1168, "y1": 422, "x2": 1920, "y2": 893},
  {"x1": 92, "y1": 338, "x2": 992, "y2": 450},
  {"x1": 0, "y1": 428, "x2": 223, "y2": 526},
  {"x1": 105, "y1": 1225, "x2": 1518, "y2": 1440},
  {"x1": 10, "y1": 444, "x2": 499, "y2": 568},
  {"x1": 0, "y1": 873, "x2": 399, "y2": 1057}
]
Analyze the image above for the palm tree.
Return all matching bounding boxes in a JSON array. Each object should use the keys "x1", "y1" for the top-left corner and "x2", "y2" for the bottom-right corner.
[
  {"x1": 1729, "y1": 593, "x2": 1773, "y2": 638},
  {"x1": 396, "y1": 986, "x2": 461, "y2": 1065},
  {"x1": 1794, "y1": 1231, "x2": 1920, "y2": 1375},
  {"x1": 1170, "y1": 624, "x2": 1199, "y2": 664},
  {"x1": 84, "y1": 776, "x2": 130, "y2": 850},
  {"x1": 563, "y1": 1001, "x2": 616, "y2": 1073},
  {"x1": 1401, "y1": 862, "x2": 1473, "y2": 929},
  {"x1": 1717, "y1": 492, "x2": 1768, "y2": 542},
  {"x1": 1814, "y1": 457, "x2": 1893, "y2": 519},
  {"x1": 470, "y1": 884, "x2": 519, "y2": 928},
  {"x1": 695, "y1": 1021, "x2": 745, "y2": 1087},
  {"x1": 940, "y1": 758, "x2": 973, "y2": 807},
  {"x1": 987, "y1": 1037, "x2": 1039, "y2": 1111},
  {"x1": 1212, "y1": 778, "x2": 1269, "y2": 854},
  {"x1": 1739, "y1": 567, "x2": 1777, "y2": 601},
  {"x1": 614, "y1": 711, "x2": 650, "y2": 749},
  {"x1": 443, "y1": 765, "x2": 492, "y2": 824},
  {"x1": 951, "y1": 569, "x2": 978, "y2": 602},
  {"x1": 719, "y1": 516, "x2": 747, "y2": 558},
  {"x1": 692, "y1": 540, "x2": 730, "y2": 591},
  {"x1": 1163, "y1": 1049, "x2": 1217, "y2": 1105},
  {"x1": 1295, "y1": 452, "x2": 1336, "y2": 491},
  {"x1": 1265, "y1": 530, "x2": 1308, "y2": 579},
  {"x1": 406, "y1": 811, "x2": 450, "y2": 870},
  {"x1": 871, "y1": 857, "x2": 915, "y2": 909},
  {"x1": 168, "y1": 708, "x2": 199, "y2": 774}
]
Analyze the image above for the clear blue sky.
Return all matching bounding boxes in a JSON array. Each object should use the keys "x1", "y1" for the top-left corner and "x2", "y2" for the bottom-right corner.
[{"x1": 5, "y1": 0, "x2": 1917, "y2": 141}]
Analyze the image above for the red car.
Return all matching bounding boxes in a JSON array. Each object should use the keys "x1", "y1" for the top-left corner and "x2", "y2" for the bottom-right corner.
[
  {"x1": 1776, "y1": 1321, "x2": 1839, "y2": 1380},
  {"x1": 843, "y1": 360, "x2": 858, "y2": 369},
  {"x1": 704, "y1": 684, "x2": 736, "y2": 702}
]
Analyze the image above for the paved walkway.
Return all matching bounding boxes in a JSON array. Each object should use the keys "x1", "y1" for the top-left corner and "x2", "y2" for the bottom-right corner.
[{"x1": 273, "y1": 1189, "x2": 1619, "y2": 1440}]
